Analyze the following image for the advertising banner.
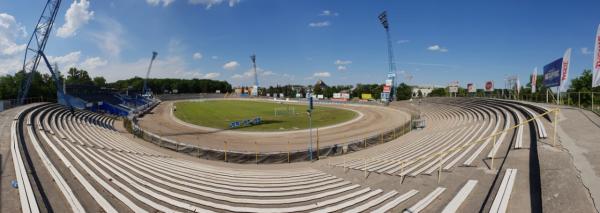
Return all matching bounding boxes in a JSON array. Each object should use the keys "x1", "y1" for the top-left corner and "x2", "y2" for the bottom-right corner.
[
  {"x1": 593, "y1": 24, "x2": 600, "y2": 87},
  {"x1": 383, "y1": 85, "x2": 391, "y2": 93},
  {"x1": 333, "y1": 93, "x2": 342, "y2": 99},
  {"x1": 467, "y1": 83, "x2": 475, "y2": 93},
  {"x1": 543, "y1": 58, "x2": 563, "y2": 87},
  {"x1": 449, "y1": 86, "x2": 458, "y2": 93},
  {"x1": 341, "y1": 93, "x2": 350, "y2": 99},
  {"x1": 361, "y1": 93, "x2": 373, "y2": 100},
  {"x1": 484, "y1": 81, "x2": 494, "y2": 92},
  {"x1": 560, "y1": 48, "x2": 572, "y2": 91}
]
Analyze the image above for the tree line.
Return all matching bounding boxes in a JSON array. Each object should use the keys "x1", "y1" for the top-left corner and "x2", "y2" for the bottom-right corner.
[{"x1": 0, "y1": 68, "x2": 232, "y2": 100}]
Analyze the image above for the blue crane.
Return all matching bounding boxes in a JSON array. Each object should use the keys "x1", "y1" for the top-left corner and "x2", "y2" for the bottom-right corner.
[
  {"x1": 17, "y1": 0, "x2": 69, "y2": 107},
  {"x1": 142, "y1": 51, "x2": 158, "y2": 97}
]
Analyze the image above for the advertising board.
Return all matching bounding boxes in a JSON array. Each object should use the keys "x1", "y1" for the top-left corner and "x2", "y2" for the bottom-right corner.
[
  {"x1": 467, "y1": 83, "x2": 476, "y2": 93},
  {"x1": 544, "y1": 58, "x2": 563, "y2": 87},
  {"x1": 361, "y1": 93, "x2": 373, "y2": 100},
  {"x1": 484, "y1": 81, "x2": 494, "y2": 92}
]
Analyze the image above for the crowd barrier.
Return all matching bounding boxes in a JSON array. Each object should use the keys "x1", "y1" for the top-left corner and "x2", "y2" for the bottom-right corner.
[{"x1": 129, "y1": 114, "x2": 417, "y2": 164}]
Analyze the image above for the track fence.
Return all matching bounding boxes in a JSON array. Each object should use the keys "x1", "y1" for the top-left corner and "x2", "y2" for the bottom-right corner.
[{"x1": 127, "y1": 112, "x2": 419, "y2": 164}]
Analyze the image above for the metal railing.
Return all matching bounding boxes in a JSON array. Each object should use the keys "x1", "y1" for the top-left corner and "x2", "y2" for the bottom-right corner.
[
  {"x1": 0, "y1": 97, "x2": 53, "y2": 112},
  {"x1": 440, "y1": 91, "x2": 600, "y2": 115},
  {"x1": 329, "y1": 108, "x2": 560, "y2": 182},
  {"x1": 128, "y1": 114, "x2": 417, "y2": 164}
]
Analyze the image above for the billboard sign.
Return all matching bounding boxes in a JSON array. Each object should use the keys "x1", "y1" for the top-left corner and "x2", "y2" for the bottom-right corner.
[
  {"x1": 333, "y1": 93, "x2": 342, "y2": 99},
  {"x1": 467, "y1": 83, "x2": 476, "y2": 93},
  {"x1": 383, "y1": 85, "x2": 391, "y2": 93},
  {"x1": 484, "y1": 81, "x2": 494, "y2": 92},
  {"x1": 449, "y1": 86, "x2": 458, "y2": 93},
  {"x1": 361, "y1": 93, "x2": 373, "y2": 100},
  {"x1": 543, "y1": 58, "x2": 563, "y2": 87},
  {"x1": 341, "y1": 93, "x2": 350, "y2": 99}
]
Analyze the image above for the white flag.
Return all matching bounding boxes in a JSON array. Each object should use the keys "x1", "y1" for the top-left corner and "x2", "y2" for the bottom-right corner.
[
  {"x1": 532, "y1": 67, "x2": 538, "y2": 93},
  {"x1": 593, "y1": 24, "x2": 600, "y2": 87},
  {"x1": 560, "y1": 48, "x2": 572, "y2": 91}
]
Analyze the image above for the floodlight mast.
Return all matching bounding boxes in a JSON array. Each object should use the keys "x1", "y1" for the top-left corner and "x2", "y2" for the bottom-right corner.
[
  {"x1": 378, "y1": 11, "x2": 397, "y2": 103},
  {"x1": 17, "y1": 0, "x2": 63, "y2": 105},
  {"x1": 143, "y1": 51, "x2": 158, "y2": 96},
  {"x1": 250, "y1": 54, "x2": 258, "y2": 96},
  {"x1": 251, "y1": 54, "x2": 258, "y2": 87}
]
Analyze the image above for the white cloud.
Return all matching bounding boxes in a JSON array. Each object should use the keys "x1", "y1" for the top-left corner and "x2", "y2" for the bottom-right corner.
[
  {"x1": 0, "y1": 56, "x2": 23, "y2": 75},
  {"x1": 397, "y1": 40, "x2": 410, "y2": 44},
  {"x1": 57, "y1": 0, "x2": 94, "y2": 38},
  {"x1": 91, "y1": 18, "x2": 124, "y2": 58},
  {"x1": 147, "y1": 0, "x2": 175, "y2": 7},
  {"x1": 92, "y1": 56, "x2": 218, "y2": 81},
  {"x1": 337, "y1": 65, "x2": 347, "y2": 71},
  {"x1": 581, "y1": 47, "x2": 592, "y2": 55},
  {"x1": 188, "y1": 0, "x2": 240, "y2": 9},
  {"x1": 313, "y1": 72, "x2": 331, "y2": 78},
  {"x1": 334, "y1": 59, "x2": 352, "y2": 65},
  {"x1": 309, "y1": 21, "x2": 330, "y2": 28},
  {"x1": 211, "y1": 55, "x2": 219, "y2": 60},
  {"x1": 48, "y1": 51, "x2": 82, "y2": 69},
  {"x1": 80, "y1": 57, "x2": 107, "y2": 70},
  {"x1": 427, "y1": 45, "x2": 448, "y2": 52},
  {"x1": 0, "y1": 13, "x2": 27, "y2": 56},
  {"x1": 223, "y1": 61, "x2": 239, "y2": 70},
  {"x1": 203, "y1": 72, "x2": 220, "y2": 79},
  {"x1": 319, "y1": 10, "x2": 339, "y2": 16},
  {"x1": 231, "y1": 67, "x2": 273, "y2": 79},
  {"x1": 231, "y1": 73, "x2": 244, "y2": 79},
  {"x1": 192, "y1": 52, "x2": 203, "y2": 60}
]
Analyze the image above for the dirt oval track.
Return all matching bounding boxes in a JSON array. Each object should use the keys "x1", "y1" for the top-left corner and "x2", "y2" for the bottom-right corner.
[{"x1": 138, "y1": 99, "x2": 410, "y2": 152}]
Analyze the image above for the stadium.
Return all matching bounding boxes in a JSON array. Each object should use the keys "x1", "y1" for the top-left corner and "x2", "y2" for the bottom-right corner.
[{"x1": 1, "y1": 1, "x2": 600, "y2": 213}]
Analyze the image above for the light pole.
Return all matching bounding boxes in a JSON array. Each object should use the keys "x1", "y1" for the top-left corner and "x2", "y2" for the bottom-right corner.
[{"x1": 307, "y1": 92, "x2": 314, "y2": 161}]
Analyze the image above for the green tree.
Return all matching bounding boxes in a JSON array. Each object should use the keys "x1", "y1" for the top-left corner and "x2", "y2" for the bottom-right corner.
[
  {"x1": 93, "y1": 76, "x2": 107, "y2": 87},
  {"x1": 395, "y1": 83, "x2": 412, "y2": 100},
  {"x1": 429, "y1": 88, "x2": 447, "y2": 97},
  {"x1": 66, "y1": 68, "x2": 93, "y2": 85}
]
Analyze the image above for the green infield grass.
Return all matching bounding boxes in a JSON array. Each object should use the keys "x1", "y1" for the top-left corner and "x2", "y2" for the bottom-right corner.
[{"x1": 173, "y1": 100, "x2": 357, "y2": 131}]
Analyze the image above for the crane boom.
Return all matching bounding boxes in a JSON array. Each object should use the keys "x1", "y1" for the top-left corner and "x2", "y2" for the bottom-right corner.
[
  {"x1": 143, "y1": 51, "x2": 158, "y2": 96},
  {"x1": 17, "y1": 0, "x2": 63, "y2": 105}
]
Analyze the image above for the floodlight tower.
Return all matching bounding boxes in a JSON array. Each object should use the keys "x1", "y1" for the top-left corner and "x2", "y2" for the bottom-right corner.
[
  {"x1": 17, "y1": 0, "x2": 66, "y2": 106},
  {"x1": 378, "y1": 11, "x2": 397, "y2": 103},
  {"x1": 143, "y1": 51, "x2": 158, "y2": 97},
  {"x1": 250, "y1": 54, "x2": 258, "y2": 96}
]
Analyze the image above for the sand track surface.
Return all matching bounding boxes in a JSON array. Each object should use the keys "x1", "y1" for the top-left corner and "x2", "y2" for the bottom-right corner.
[{"x1": 138, "y1": 99, "x2": 411, "y2": 152}]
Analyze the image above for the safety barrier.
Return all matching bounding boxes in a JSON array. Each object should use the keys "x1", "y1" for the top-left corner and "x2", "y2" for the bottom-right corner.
[{"x1": 129, "y1": 117, "x2": 414, "y2": 164}]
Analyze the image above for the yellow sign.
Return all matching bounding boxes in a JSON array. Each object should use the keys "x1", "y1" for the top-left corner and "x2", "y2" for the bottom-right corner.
[{"x1": 361, "y1": 93, "x2": 373, "y2": 100}]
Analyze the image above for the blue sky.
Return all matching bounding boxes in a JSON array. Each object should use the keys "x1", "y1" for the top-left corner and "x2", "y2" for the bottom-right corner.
[{"x1": 1, "y1": 0, "x2": 599, "y2": 88}]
